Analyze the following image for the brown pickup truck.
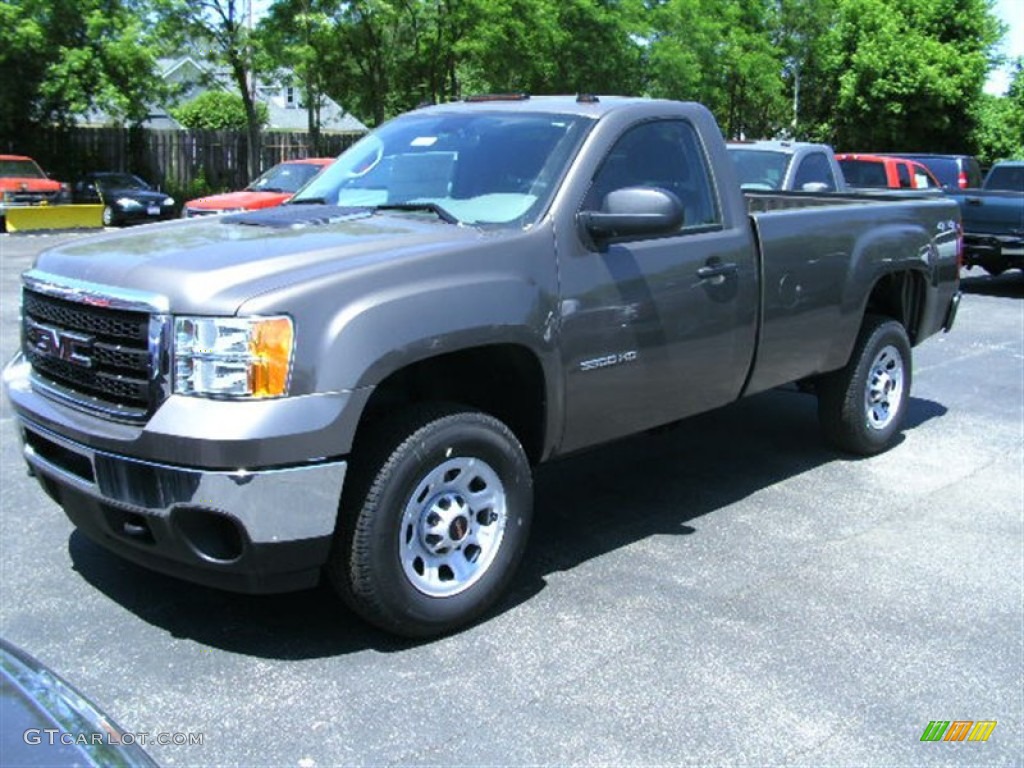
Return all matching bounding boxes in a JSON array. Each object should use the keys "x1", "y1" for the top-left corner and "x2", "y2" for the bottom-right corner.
[{"x1": 4, "y1": 96, "x2": 962, "y2": 637}]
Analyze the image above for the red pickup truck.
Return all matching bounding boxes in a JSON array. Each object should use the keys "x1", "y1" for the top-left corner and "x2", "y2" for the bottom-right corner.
[
  {"x1": 0, "y1": 154, "x2": 67, "y2": 230},
  {"x1": 836, "y1": 153, "x2": 942, "y2": 190}
]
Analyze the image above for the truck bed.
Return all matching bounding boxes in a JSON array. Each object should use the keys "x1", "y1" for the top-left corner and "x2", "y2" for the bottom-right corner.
[{"x1": 740, "y1": 190, "x2": 961, "y2": 396}]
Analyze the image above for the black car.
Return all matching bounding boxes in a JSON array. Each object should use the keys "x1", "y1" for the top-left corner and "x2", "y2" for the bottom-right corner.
[
  {"x1": 1, "y1": 637, "x2": 159, "y2": 767},
  {"x1": 72, "y1": 172, "x2": 176, "y2": 227}
]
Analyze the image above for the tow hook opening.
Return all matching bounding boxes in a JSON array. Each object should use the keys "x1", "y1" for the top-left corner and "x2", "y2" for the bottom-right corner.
[
  {"x1": 172, "y1": 506, "x2": 246, "y2": 563},
  {"x1": 102, "y1": 506, "x2": 156, "y2": 545}
]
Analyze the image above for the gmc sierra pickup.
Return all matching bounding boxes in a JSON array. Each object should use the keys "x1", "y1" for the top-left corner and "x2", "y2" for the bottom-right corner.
[{"x1": 4, "y1": 96, "x2": 961, "y2": 637}]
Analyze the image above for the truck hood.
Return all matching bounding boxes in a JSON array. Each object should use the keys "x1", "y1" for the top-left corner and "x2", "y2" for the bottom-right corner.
[
  {"x1": 31, "y1": 206, "x2": 491, "y2": 315},
  {"x1": 0, "y1": 177, "x2": 61, "y2": 192}
]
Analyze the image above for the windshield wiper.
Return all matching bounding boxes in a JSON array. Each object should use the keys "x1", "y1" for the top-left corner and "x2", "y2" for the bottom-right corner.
[{"x1": 373, "y1": 202, "x2": 459, "y2": 225}]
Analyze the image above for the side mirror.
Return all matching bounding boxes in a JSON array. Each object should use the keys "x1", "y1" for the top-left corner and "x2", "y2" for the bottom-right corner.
[{"x1": 579, "y1": 187, "x2": 684, "y2": 244}]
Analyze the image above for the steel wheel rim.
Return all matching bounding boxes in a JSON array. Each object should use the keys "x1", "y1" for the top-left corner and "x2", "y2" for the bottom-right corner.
[
  {"x1": 102, "y1": 206, "x2": 113, "y2": 226},
  {"x1": 864, "y1": 344, "x2": 904, "y2": 430},
  {"x1": 399, "y1": 456, "x2": 508, "y2": 597}
]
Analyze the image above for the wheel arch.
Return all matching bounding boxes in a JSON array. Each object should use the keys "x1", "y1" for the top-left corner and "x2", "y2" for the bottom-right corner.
[
  {"x1": 351, "y1": 343, "x2": 551, "y2": 466},
  {"x1": 862, "y1": 267, "x2": 930, "y2": 343}
]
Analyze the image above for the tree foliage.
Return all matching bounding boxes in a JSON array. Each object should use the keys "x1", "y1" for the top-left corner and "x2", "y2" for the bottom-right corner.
[
  {"x1": 257, "y1": 0, "x2": 337, "y2": 151},
  {"x1": 0, "y1": 0, "x2": 166, "y2": 148},
  {"x1": 972, "y1": 59, "x2": 1024, "y2": 164},
  {"x1": 2, "y1": 0, "x2": 1020, "y2": 165},
  {"x1": 816, "y1": 0, "x2": 1003, "y2": 151},
  {"x1": 154, "y1": 0, "x2": 265, "y2": 177},
  {"x1": 170, "y1": 90, "x2": 268, "y2": 129}
]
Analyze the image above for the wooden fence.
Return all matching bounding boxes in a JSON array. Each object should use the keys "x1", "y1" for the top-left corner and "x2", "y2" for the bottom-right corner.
[{"x1": 18, "y1": 127, "x2": 363, "y2": 200}]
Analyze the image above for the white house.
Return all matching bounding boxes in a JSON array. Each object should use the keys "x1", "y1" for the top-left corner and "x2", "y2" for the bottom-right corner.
[{"x1": 81, "y1": 56, "x2": 368, "y2": 134}]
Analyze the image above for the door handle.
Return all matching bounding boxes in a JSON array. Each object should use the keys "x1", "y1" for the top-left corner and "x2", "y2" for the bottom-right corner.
[
  {"x1": 697, "y1": 262, "x2": 738, "y2": 281},
  {"x1": 965, "y1": 197, "x2": 982, "y2": 206}
]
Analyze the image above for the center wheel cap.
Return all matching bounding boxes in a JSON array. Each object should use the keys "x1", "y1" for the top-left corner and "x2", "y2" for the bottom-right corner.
[
  {"x1": 449, "y1": 516, "x2": 469, "y2": 541},
  {"x1": 419, "y1": 493, "x2": 471, "y2": 554}
]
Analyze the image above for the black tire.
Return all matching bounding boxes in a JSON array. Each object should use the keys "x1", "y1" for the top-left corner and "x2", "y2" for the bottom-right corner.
[
  {"x1": 328, "y1": 405, "x2": 533, "y2": 638},
  {"x1": 817, "y1": 315, "x2": 912, "y2": 456}
]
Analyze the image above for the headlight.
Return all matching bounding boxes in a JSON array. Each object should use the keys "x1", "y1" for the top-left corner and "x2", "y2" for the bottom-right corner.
[
  {"x1": 163, "y1": 197, "x2": 175, "y2": 207},
  {"x1": 117, "y1": 197, "x2": 143, "y2": 209},
  {"x1": 174, "y1": 316, "x2": 294, "y2": 398}
]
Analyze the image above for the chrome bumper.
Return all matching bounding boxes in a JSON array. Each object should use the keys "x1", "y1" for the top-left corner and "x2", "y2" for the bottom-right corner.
[{"x1": 17, "y1": 418, "x2": 347, "y2": 592}]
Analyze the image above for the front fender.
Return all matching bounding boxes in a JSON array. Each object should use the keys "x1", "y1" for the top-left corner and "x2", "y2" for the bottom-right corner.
[{"x1": 317, "y1": 272, "x2": 555, "y2": 391}]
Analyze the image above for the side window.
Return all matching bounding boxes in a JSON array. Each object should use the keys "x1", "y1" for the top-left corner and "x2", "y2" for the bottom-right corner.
[
  {"x1": 896, "y1": 162, "x2": 912, "y2": 188},
  {"x1": 793, "y1": 153, "x2": 837, "y2": 191},
  {"x1": 583, "y1": 120, "x2": 720, "y2": 230}
]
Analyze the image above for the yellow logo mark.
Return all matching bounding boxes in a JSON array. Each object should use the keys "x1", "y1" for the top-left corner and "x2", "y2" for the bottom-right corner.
[{"x1": 968, "y1": 721, "x2": 997, "y2": 742}]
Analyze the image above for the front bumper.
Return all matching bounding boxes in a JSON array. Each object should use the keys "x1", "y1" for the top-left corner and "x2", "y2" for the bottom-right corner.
[
  {"x1": 4, "y1": 354, "x2": 353, "y2": 593},
  {"x1": 17, "y1": 418, "x2": 346, "y2": 593}
]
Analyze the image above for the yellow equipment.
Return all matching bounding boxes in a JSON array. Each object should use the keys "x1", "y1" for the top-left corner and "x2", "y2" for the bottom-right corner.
[{"x1": 4, "y1": 204, "x2": 105, "y2": 232}]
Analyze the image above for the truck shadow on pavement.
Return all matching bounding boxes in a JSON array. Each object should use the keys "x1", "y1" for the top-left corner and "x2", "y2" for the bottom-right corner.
[
  {"x1": 960, "y1": 270, "x2": 1024, "y2": 298},
  {"x1": 68, "y1": 388, "x2": 947, "y2": 658}
]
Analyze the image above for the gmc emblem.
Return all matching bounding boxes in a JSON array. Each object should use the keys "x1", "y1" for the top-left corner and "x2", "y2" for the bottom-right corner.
[{"x1": 25, "y1": 318, "x2": 95, "y2": 368}]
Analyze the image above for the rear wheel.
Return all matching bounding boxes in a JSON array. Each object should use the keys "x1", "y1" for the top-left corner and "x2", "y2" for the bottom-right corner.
[
  {"x1": 329, "y1": 405, "x2": 533, "y2": 637},
  {"x1": 818, "y1": 315, "x2": 912, "y2": 455}
]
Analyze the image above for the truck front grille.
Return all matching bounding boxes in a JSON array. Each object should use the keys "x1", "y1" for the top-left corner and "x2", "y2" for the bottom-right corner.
[
  {"x1": 10, "y1": 190, "x2": 61, "y2": 205},
  {"x1": 22, "y1": 289, "x2": 155, "y2": 420}
]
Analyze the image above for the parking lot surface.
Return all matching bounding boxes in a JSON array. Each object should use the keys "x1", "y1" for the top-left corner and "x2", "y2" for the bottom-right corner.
[{"x1": 1, "y1": 231, "x2": 1021, "y2": 767}]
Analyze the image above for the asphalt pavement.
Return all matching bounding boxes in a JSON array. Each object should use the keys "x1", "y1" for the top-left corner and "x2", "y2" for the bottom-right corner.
[{"x1": 0, "y1": 231, "x2": 1021, "y2": 767}]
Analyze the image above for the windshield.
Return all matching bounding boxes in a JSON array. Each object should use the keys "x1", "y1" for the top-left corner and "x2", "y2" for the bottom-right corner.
[
  {"x1": 0, "y1": 159, "x2": 46, "y2": 179},
  {"x1": 291, "y1": 111, "x2": 591, "y2": 227},
  {"x1": 95, "y1": 174, "x2": 149, "y2": 191},
  {"x1": 985, "y1": 165, "x2": 1024, "y2": 192},
  {"x1": 727, "y1": 148, "x2": 792, "y2": 190},
  {"x1": 248, "y1": 162, "x2": 329, "y2": 193}
]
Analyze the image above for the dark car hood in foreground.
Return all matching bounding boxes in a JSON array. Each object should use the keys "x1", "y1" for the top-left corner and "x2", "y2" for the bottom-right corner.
[
  {"x1": 1, "y1": 638, "x2": 158, "y2": 767},
  {"x1": 31, "y1": 206, "x2": 491, "y2": 315}
]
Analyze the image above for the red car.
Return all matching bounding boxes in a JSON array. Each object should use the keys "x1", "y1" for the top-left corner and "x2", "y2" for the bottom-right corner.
[
  {"x1": 183, "y1": 157, "x2": 335, "y2": 217},
  {"x1": 836, "y1": 153, "x2": 942, "y2": 190}
]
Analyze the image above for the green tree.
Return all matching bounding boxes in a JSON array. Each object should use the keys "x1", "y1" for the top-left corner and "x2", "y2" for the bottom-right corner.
[
  {"x1": 155, "y1": 0, "x2": 265, "y2": 178},
  {"x1": 819, "y1": 0, "x2": 1003, "y2": 151},
  {"x1": 774, "y1": 0, "x2": 841, "y2": 140},
  {"x1": 457, "y1": 0, "x2": 642, "y2": 96},
  {"x1": 259, "y1": 0, "x2": 643, "y2": 127},
  {"x1": 972, "y1": 59, "x2": 1024, "y2": 164},
  {"x1": 170, "y1": 89, "x2": 268, "y2": 129},
  {"x1": 257, "y1": 0, "x2": 339, "y2": 151},
  {"x1": 641, "y1": 0, "x2": 788, "y2": 138},
  {"x1": 0, "y1": 0, "x2": 166, "y2": 147}
]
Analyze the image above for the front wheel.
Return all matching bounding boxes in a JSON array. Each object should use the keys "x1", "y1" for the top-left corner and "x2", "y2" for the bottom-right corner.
[
  {"x1": 101, "y1": 205, "x2": 116, "y2": 227},
  {"x1": 817, "y1": 315, "x2": 912, "y2": 455},
  {"x1": 328, "y1": 406, "x2": 533, "y2": 637}
]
